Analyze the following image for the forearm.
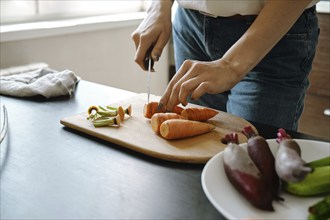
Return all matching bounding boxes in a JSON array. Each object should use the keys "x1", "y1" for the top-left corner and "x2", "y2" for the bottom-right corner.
[
  {"x1": 148, "y1": 0, "x2": 174, "y2": 15},
  {"x1": 222, "y1": 0, "x2": 314, "y2": 77}
]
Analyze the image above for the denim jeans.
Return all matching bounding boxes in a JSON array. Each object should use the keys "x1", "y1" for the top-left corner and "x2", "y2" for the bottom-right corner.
[{"x1": 172, "y1": 6, "x2": 319, "y2": 131}]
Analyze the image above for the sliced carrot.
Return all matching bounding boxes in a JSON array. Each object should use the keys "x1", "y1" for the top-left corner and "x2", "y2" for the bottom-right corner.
[
  {"x1": 151, "y1": 113, "x2": 184, "y2": 134},
  {"x1": 143, "y1": 102, "x2": 160, "y2": 119},
  {"x1": 181, "y1": 107, "x2": 218, "y2": 121},
  {"x1": 172, "y1": 105, "x2": 184, "y2": 115},
  {"x1": 144, "y1": 102, "x2": 184, "y2": 119},
  {"x1": 159, "y1": 119, "x2": 215, "y2": 140}
]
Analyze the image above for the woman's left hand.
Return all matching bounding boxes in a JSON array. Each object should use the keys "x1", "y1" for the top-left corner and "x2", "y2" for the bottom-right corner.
[{"x1": 159, "y1": 58, "x2": 243, "y2": 111}]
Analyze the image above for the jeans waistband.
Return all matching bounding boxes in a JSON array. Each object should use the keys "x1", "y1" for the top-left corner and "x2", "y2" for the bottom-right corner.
[{"x1": 199, "y1": 5, "x2": 316, "y2": 20}]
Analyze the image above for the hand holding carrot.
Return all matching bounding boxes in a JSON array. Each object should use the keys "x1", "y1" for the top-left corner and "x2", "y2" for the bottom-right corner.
[
  {"x1": 144, "y1": 102, "x2": 218, "y2": 122},
  {"x1": 158, "y1": 59, "x2": 243, "y2": 111}
]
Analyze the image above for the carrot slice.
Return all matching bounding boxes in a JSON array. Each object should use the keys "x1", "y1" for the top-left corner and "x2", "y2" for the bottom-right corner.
[
  {"x1": 144, "y1": 102, "x2": 185, "y2": 119},
  {"x1": 143, "y1": 102, "x2": 160, "y2": 119}
]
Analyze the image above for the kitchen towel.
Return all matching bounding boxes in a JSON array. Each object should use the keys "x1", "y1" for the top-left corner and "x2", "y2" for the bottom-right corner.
[{"x1": 0, "y1": 64, "x2": 79, "y2": 98}]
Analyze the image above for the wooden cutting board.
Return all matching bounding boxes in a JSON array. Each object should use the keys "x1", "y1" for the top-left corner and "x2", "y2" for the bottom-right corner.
[{"x1": 60, "y1": 93, "x2": 257, "y2": 164}]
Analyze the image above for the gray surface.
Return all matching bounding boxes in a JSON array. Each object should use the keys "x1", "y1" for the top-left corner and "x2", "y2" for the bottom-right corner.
[{"x1": 0, "y1": 81, "x2": 224, "y2": 219}]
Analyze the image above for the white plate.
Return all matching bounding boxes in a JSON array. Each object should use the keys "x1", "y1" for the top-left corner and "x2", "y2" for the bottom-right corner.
[{"x1": 201, "y1": 139, "x2": 330, "y2": 220}]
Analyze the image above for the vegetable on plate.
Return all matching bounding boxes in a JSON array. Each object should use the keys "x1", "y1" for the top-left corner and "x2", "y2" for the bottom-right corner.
[
  {"x1": 275, "y1": 128, "x2": 312, "y2": 183},
  {"x1": 222, "y1": 133, "x2": 274, "y2": 211},
  {"x1": 283, "y1": 165, "x2": 330, "y2": 196},
  {"x1": 308, "y1": 195, "x2": 330, "y2": 220},
  {"x1": 242, "y1": 126, "x2": 281, "y2": 200}
]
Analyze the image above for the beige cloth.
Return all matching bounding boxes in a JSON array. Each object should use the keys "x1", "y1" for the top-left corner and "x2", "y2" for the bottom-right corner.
[{"x1": 0, "y1": 66, "x2": 79, "y2": 98}]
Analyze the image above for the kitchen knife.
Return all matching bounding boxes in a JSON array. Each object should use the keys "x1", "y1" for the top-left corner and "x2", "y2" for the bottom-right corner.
[{"x1": 144, "y1": 47, "x2": 154, "y2": 104}]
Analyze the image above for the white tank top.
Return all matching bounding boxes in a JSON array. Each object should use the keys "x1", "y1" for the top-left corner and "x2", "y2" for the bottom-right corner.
[{"x1": 176, "y1": 0, "x2": 319, "y2": 17}]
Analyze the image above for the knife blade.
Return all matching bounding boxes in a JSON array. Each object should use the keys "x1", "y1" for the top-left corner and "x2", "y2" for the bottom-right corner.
[
  {"x1": 147, "y1": 58, "x2": 151, "y2": 103},
  {"x1": 144, "y1": 47, "x2": 154, "y2": 104}
]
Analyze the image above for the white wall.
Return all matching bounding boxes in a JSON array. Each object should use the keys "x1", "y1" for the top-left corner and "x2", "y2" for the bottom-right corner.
[{"x1": 0, "y1": 24, "x2": 169, "y2": 96}]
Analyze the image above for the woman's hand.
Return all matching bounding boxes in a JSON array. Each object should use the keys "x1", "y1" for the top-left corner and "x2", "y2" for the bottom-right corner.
[
  {"x1": 132, "y1": 1, "x2": 173, "y2": 70},
  {"x1": 159, "y1": 59, "x2": 244, "y2": 111}
]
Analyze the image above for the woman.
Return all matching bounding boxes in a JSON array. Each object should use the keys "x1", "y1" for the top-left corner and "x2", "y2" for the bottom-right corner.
[{"x1": 132, "y1": 0, "x2": 319, "y2": 131}]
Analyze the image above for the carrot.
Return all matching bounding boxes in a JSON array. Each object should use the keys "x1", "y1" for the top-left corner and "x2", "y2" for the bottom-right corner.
[
  {"x1": 144, "y1": 102, "x2": 184, "y2": 119},
  {"x1": 180, "y1": 107, "x2": 218, "y2": 121},
  {"x1": 172, "y1": 105, "x2": 184, "y2": 115},
  {"x1": 151, "y1": 113, "x2": 184, "y2": 134},
  {"x1": 144, "y1": 102, "x2": 160, "y2": 118},
  {"x1": 159, "y1": 119, "x2": 215, "y2": 140}
]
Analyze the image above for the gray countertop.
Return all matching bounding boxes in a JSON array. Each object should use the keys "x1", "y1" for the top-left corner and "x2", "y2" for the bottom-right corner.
[
  {"x1": 0, "y1": 80, "x2": 223, "y2": 219},
  {"x1": 0, "y1": 80, "x2": 326, "y2": 219}
]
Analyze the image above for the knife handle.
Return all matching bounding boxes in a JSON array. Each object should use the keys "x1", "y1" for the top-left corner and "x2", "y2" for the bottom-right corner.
[{"x1": 144, "y1": 47, "x2": 155, "y2": 70}]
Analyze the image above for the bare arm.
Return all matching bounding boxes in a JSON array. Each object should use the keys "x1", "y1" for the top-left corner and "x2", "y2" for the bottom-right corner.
[
  {"x1": 223, "y1": 0, "x2": 314, "y2": 76},
  {"x1": 160, "y1": 0, "x2": 315, "y2": 110}
]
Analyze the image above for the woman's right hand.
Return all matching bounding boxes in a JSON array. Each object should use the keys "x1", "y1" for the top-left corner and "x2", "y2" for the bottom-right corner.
[{"x1": 131, "y1": 0, "x2": 173, "y2": 70}]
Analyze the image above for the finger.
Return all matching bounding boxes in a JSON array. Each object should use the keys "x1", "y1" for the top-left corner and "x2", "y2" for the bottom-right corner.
[
  {"x1": 131, "y1": 30, "x2": 140, "y2": 50},
  {"x1": 158, "y1": 79, "x2": 175, "y2": 111},
  {"x1": 191, "y1": 81, "x2": 210, "y2": 100},
  {"x1": 175, "y1": 61, "x2": 204, "y2": 105},
  {"x1": 178, "y1": 77, "x2": 201, "y2": 105},
  {"x1": 169, "y1": 60, "x2": 195, "y2": 85},
  {"x1": 165, "y1": 61, "x2": 195, "y2": 110},
  {"x1": 131, "y1": 31, "x2": 145, "y2": 69},
  {"x1": 158, "y1": 64, "x2": 188, "y2": 108},
  {"x1": 158, "y1": 66, "x2": 187, "y2": 110},
  {"x1": 135, "y1": 35, "x2": 154, "y2": 71},
  {"x1": 151, "y1": 33, "x2": 169, "y2": 61},
  {"x1": 166, "y1": 83, "x2": 183, "y2": 111}
]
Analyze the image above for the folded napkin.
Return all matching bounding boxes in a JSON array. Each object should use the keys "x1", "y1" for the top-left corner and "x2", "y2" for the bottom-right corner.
[{"x1": 0, "y1": 64, "x2": 79, "y2": 98}]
